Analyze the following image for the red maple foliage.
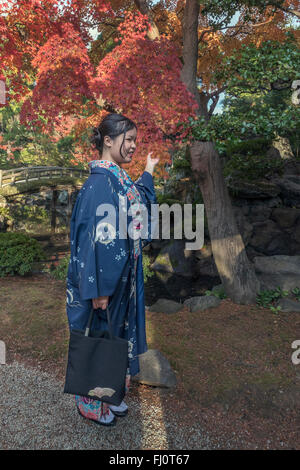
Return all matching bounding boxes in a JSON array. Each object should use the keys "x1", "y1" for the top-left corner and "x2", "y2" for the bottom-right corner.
[{"x1": 3, "y1": 4, "x2": 198, "y2": 179}]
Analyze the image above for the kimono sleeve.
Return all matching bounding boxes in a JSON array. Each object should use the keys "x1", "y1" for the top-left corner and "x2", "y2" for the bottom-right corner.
[
  {"x1": 134, "y1": 171, "x2": 158, "y2": 248},
  {"x1": 76, "y1": 174, "x2": 130, "y2": 300}
]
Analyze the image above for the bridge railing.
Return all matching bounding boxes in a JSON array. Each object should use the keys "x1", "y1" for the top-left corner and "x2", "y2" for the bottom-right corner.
[{"x1": 0, "y1": 166, "x2": 89, "y2": 188}]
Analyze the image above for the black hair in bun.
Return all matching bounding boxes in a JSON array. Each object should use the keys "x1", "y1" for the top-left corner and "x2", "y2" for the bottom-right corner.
[
  {"x1": 90, "y1": 112, "x2": 137, "y2": 158},
  {"x1": 90, "y1": 127, "x2": 102, "y2": 151}
]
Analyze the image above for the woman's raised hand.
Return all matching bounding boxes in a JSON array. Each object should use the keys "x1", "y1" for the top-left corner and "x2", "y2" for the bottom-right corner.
[{"x1": 145, "y1": 152, "x2": 160, "y2": 175}]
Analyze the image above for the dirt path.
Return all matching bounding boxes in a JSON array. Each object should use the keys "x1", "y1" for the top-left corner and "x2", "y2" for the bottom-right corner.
[{"x1": 0, "y1": 274, "x2": 299, "y2": 449}]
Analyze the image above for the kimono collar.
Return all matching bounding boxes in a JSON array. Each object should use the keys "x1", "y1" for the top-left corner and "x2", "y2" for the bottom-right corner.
[
  {"x1": 88, "y1": 159, "x2": 122, "y2": 173},
  {"x1": 88, "y1": 159, "x2": 143, "y2": 206}
]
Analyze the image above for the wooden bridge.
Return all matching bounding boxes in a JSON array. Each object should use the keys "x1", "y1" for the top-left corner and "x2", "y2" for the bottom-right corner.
[{"x1": 0, "y1": 166, "x2": 89, "y2": 189}]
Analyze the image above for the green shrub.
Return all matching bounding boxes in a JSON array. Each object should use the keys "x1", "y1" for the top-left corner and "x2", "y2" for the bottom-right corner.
[
  {"x1": 223, "y1": 153, "x2": 284, "y2": 182},
  {"x1": 224, "y1": 137, "x2": 273, "y2": 157},
  {"x1": 156, "y1": 194, "x2": 183, "y2": 206},
  {"x1": 0, "y1": 232, "x2": 46, "y2": 277},
  {"x1": 143, "y1": 253, "x2": 154, "y2": 283},
  {"x1": 0, "y1": 207, "x2": 13, "y2": 226},
  {"x1": 205, "y1": 288, "x2": 227, "y2": 299},
  {"x1": 255, "y1": 286, "x2": 300, "y2": 313},
  {"x1": 223, "y1": 136, "x2": 286, "y2": 181},
  {"x1": 256, "y1": 287, "x2": 287, "y2": 308},
  {"x1": 49, "y1": 255, "x2": 70, "y2": 281},
  {"x1": 172, "y1": 157, "x2": 192, "y2": 173},
  {"x1": 11, "y1": 204, "x2": 50, "y2": 229},
  {"x1": 291, "y1": 287, "x2": 300, "y2": 301}
]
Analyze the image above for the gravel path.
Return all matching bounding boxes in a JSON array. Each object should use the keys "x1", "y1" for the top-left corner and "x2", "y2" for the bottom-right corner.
[{"x1": 0, "y1": 362, "x2": 214, "y2": 450}]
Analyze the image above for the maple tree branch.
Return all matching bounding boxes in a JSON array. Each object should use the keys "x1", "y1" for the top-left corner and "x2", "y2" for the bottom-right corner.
[
  {"x1": 207, "y1": 85, "x2": 227, "y2": 100},
  {"x1": 198, "y1": 14, "x2": 277, "y2": 43},
  {"x1": 232, "y1": 83, "x2": 271, "y2": 95},
  {"x1": 286, "y1": 9, "x2": 300, "y2": 18},
  {"x1": 101, "y1": 29, "x2": 116, "y2": 44},
  {"x1": 97, "y1": 20, "x2": 120, "y2": 28},
  {"x1": 271, "y1": 79, "x2": 293, "y2": 91},
  {"x1": 264, "y1": 1, "x2": 300, "y2": 19}
]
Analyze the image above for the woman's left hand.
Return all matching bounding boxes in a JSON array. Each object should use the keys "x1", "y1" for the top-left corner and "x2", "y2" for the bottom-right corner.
[{"x1": 145, "y1": 152, "x2": 159, "y2": 174}]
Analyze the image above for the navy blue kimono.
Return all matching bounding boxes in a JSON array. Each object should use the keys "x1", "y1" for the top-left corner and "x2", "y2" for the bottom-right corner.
[{"x1": 66, "y1": 160, "x2": 157, "y2": 376}]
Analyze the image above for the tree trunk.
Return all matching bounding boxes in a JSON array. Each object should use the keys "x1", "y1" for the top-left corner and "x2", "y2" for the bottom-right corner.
[
  {"x1": 190, "y1": 141, "x2": 260, "y2": 303},
  {"x1": 135, "y1": 0, "x2": 261, "y2": 303},
  {"x1": 179, "y1": 0, "x2": 261, "y2": 304}
]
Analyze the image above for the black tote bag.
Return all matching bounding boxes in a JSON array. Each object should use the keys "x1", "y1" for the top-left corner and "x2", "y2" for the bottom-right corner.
[{"x1": 63, "y1": 305, "x2": 128, "y2": 406}]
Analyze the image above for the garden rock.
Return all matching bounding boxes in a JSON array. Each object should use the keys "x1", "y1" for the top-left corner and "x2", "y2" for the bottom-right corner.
[
  {"x1": 249, "y1": 220, "x2": 289, "y2": 255},
  {"x1": 183, "y1": 295, "x2": 221, "y2": 313},
  {"x1": 254, "y1": 255, "x2": 300, "y2": 291},
  {"x1": 270, "y1": 207, "x2": 300, "y2": 229},
  {"x1": 147, "y1": 298, "x2": 183, "y2": 314},
  {"x1": 132, "y1": 349, "x2": 177, "y2": 388},
  {"x1": 291, "y1": 220, "x2": 300, "y2": 244},
  {"x1": 248, "y1": 205, "x2": 272, "y2": 222},
  {"x1": 227, "y1": 180, "x2": 281, "y2": 199},
  {"x1": 194, "y1": 257, "x2": 219, "y2": 277},
  {"x1": 151, "y1": 239, "x2": 196, "y2": 278},
  {"x1": 273, "y1": 175, "x2": 300, "y2": 206},
  {"x1": 276, "y1": 298, "x2": 300, "y2": 313}
]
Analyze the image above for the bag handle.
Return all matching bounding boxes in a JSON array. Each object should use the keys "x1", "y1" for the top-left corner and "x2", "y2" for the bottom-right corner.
[{"x1": 84, "y1": 304, "x2": 113, "y2": 339}]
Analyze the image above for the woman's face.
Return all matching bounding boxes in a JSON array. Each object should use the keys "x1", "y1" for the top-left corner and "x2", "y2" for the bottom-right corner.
[{"x1": 105, "y1": 127, "x2": 137, "y2": 165}]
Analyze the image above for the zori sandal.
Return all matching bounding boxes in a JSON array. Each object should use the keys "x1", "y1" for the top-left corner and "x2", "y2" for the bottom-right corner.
[
  {"x1": 75, "y1": 395, "x2": 116, "y2": 427},
  {"x1": 108, "y1": 400, "x2": 128, "y2": 417}
]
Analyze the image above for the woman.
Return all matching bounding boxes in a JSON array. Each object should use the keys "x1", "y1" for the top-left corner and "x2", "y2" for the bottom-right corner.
[{"x1": 66, "y1": 113, "x2": 159, "y2": 426}]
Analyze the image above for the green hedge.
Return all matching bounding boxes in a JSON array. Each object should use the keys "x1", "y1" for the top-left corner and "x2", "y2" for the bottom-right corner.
[
  {"x1": 224, "y1": 137, "x2": 273, "y2": 157},
  {"x1": 223, "y1": 153, "x2": 284, "y2": 181},
  {"x1": 0, "y1": 233, "x2": 46, "y2": 277}
]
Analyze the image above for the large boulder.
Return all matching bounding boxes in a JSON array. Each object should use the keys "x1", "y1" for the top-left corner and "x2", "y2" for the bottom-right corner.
[
  {"x1": 291, "y1": 220, "x2": 300, "y2": 244},
  {"x1": 183, "y1": 295, "x2": 221, "y2": 313},
  {"x1": 276, "y1": 298, "x2": 300, "y2": 313},
  {"x1": 248, "y1": 205, "x2": 272, "y2": 222},
  {"x1": 249, "y1": 220, "x2": 289, "y2": 255},
  {"x1": 132, "y1": 349, "x2": 177, "y2": 388},
  {"x1": 254, "y1": 255, "x2": 300, "y2": 291},
  {"x1": 151, "y1": 239, "x2": 197, "y2": 278},
  {"x1": 273, "y1": 175, "x2": 300, "y2": 207},
  {"x1": 147, "y1": 298, "x2": 183, "y2": 314},
  {"x1": 270, "y1": 207, "x2": 300, "y2": 229}
]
